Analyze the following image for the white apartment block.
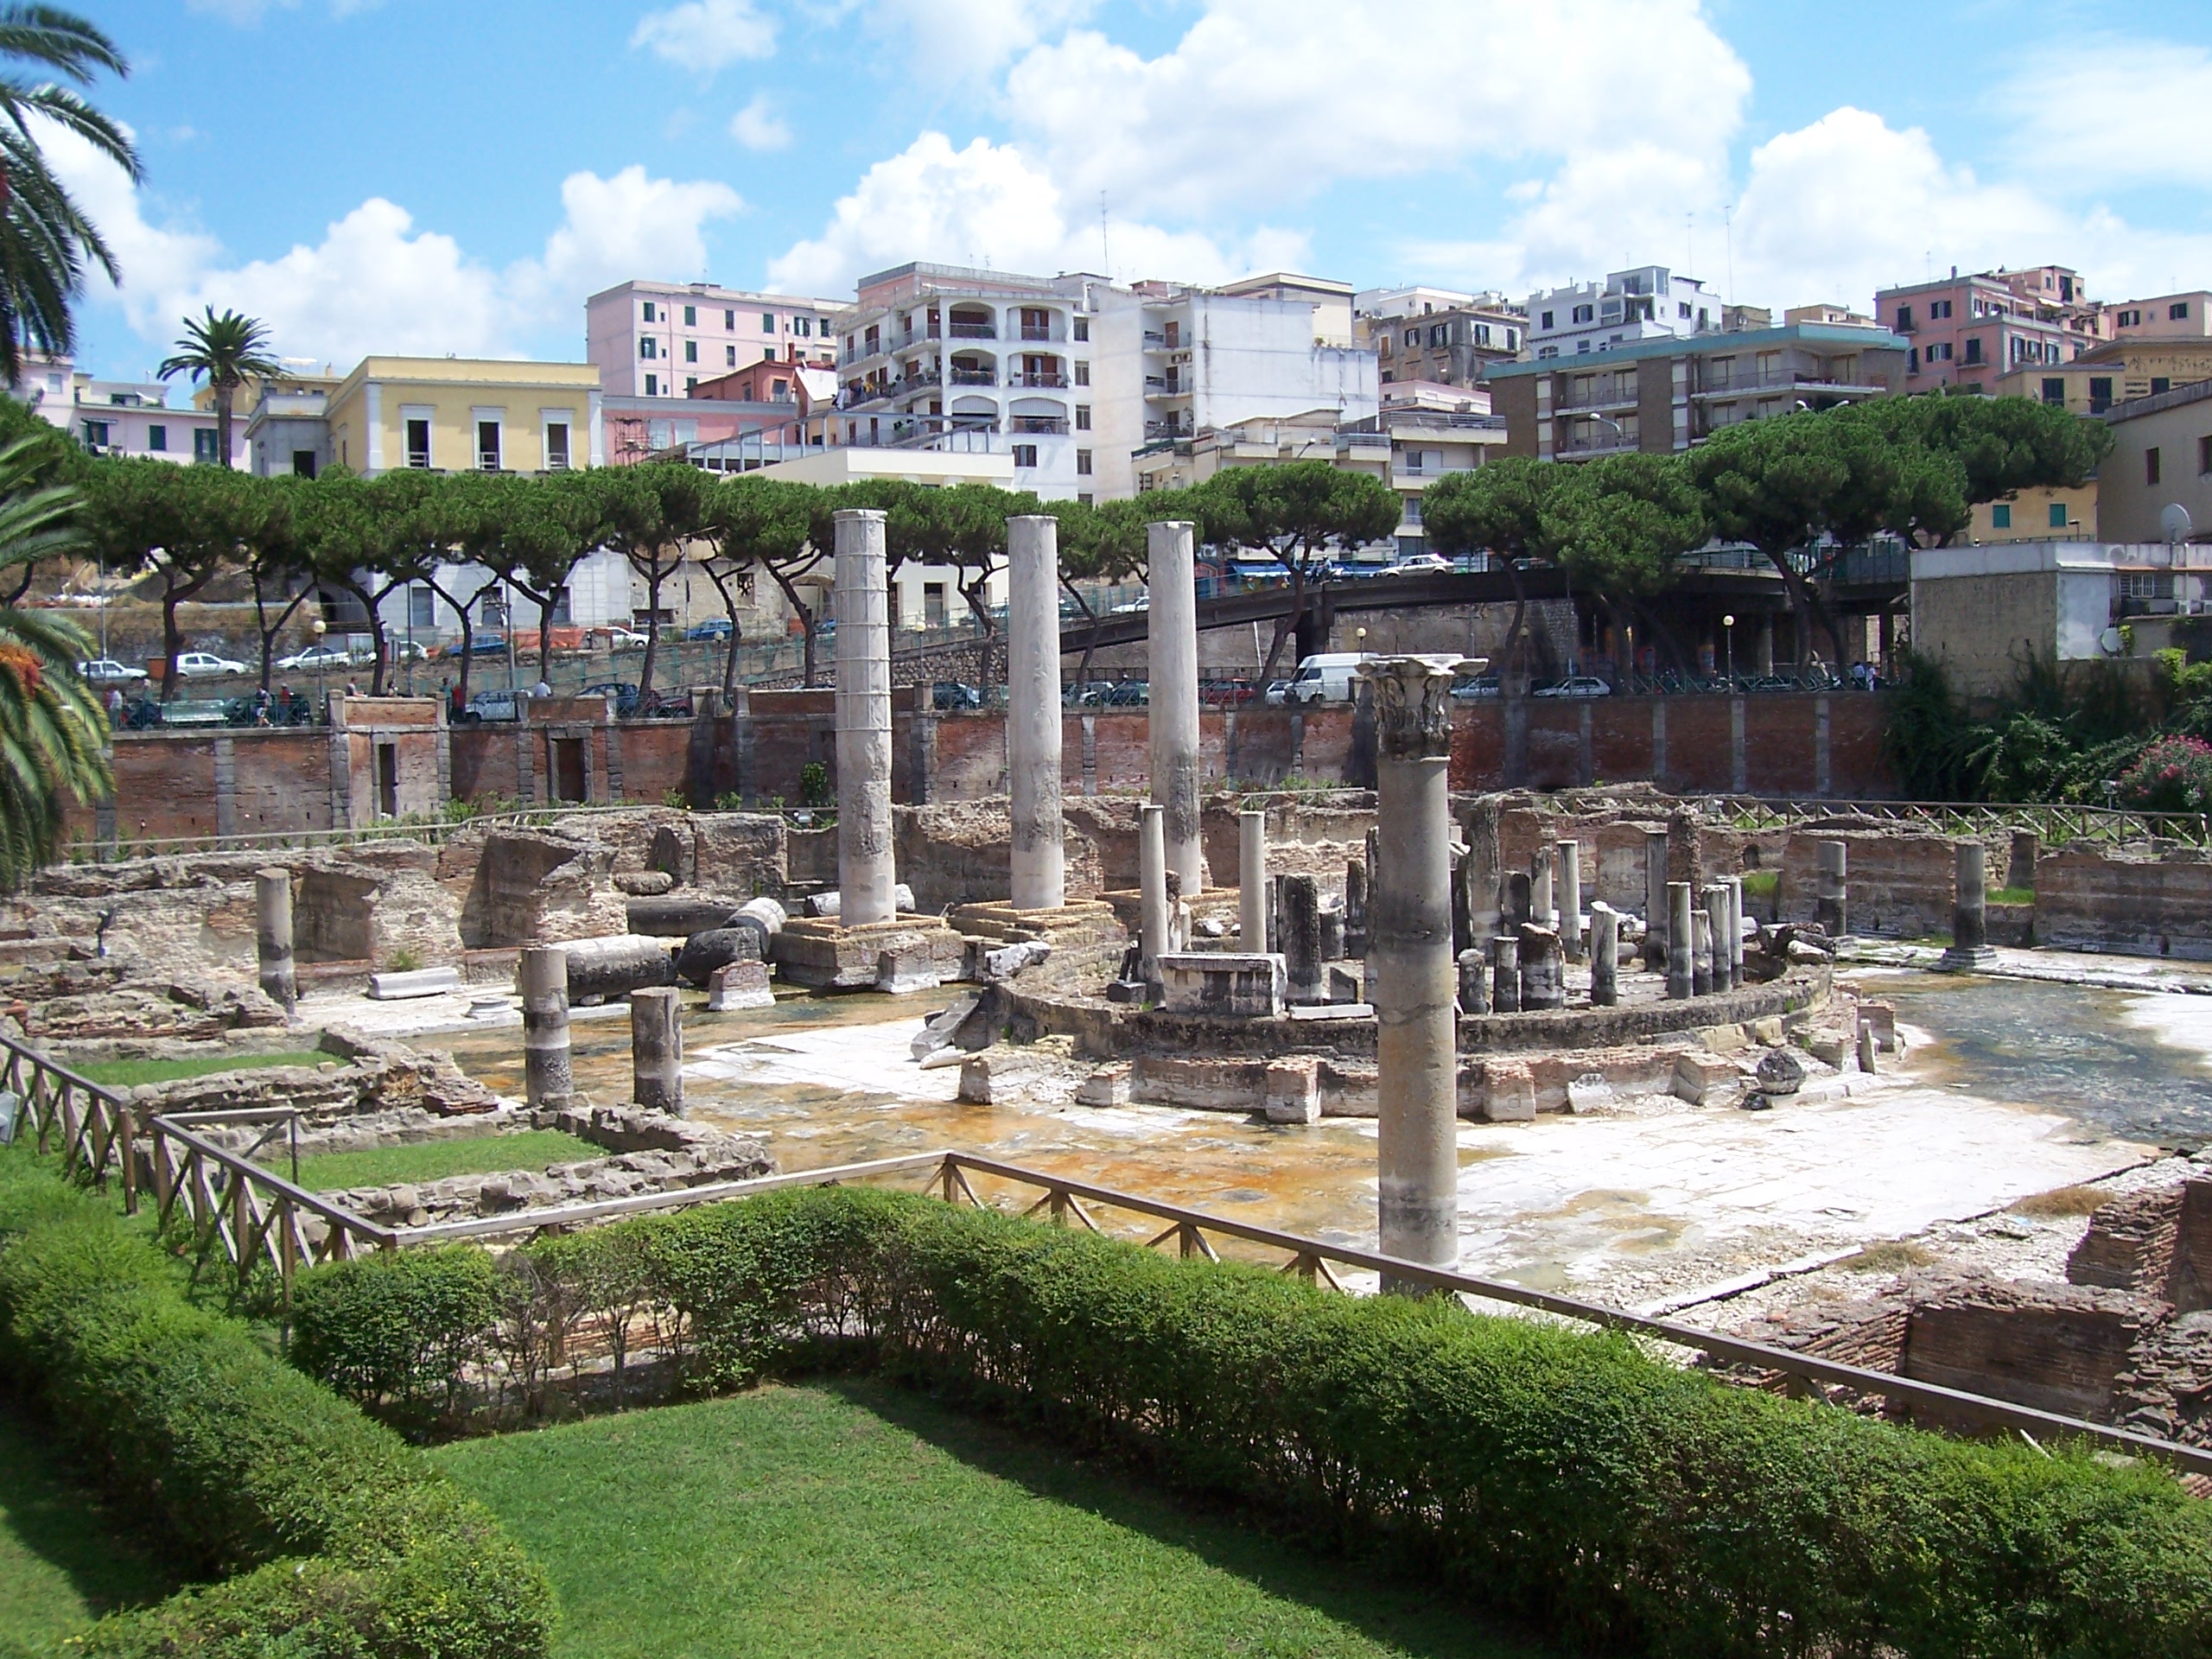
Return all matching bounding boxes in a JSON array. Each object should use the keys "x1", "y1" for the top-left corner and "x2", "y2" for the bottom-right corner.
[
  {"x1": 587, "y1": 280, "x2": 843, "y2": 400},
  {"x1": 1527, "y1": 264, "x2": 1721, "y2": 359},
  {"x1": 824, "y1": 263, "x2": 1377, "y2": 502}
]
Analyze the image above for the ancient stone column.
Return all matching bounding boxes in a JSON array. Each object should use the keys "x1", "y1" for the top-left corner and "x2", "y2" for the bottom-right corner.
[
  {"x1": 1643, "y1": 827, "x2": 1670, "y2": 970},
  {"x1": 1006, "y1": 514, "x2": 1065, "y2": 912},
  {"x1": 1364, "y1": 657, "x2": 1460, "y2": 1279},
  {"x1": 1147, "y1": 519, "x2": 1204, "y2": 893},
  {"x1": 1529, "y1": 844, "x2": 1554, "y2": 931},
  {"x1": 1941, "y1": 841, "x2": 1998, "y2": 971},
  {"x1": 519, "y1": 944, "x2": 573, "y2": 1108},
  {"x1": 1815, "y1": 840, "x2": 1848, "y2": 937},
  {"x1": 1589, "y1": 904, "x2": 1619, "y2": 1007},
  {"x1": 1344, "y1": 855, "x2": 1370, "y2": 957},
  {"x1": 630, "y1": 986, "x2": 683, "y2": 1115},
  {"x1": 1462, "y1": 795, "x2": 1501, "y2": 965},
  {"x1": 1139, "y1": 803, "x2": 1169, "y2": 993},
  {"x1": 1491, "y1": 933, "x2": 1521, "y2": 1014},
  {"x1": 1505, "y1": 871, "x2": 1532, "y2": 931},
  {"x1": 1555, "y1": 839, "x2": 1583, "y2": 963},
  {"x1": 2007, "y1": 829, "x2": 2039, "y2": 895},
  {"x1": 1458, "y1": 947, "x2": 1491, "y2": 1015},
  {"x1": 1726, "y1": 876, "x2": 1745, "y2": 990},
  {"x1": 1692, "y1": 908, "x2": 1714, "y2": 995},
  {"x1": 1667, "y1": 881, "x2": 1695, "y2": 1000},
  {"x1": 1518, "y1": 924, "x2": 1565, "y2": 1011},
  {"x1": 1281, "y1": 874, "x2": 1325, "y2": 1005},
  {"x1": 1239, "y1": 810, "x2": 1268, "y2": 951},
  {"x1": 254, "y1": 868, "x2": 296, "y2": 1014},
  {"x1": 835, "y1": 508, "x2": 896, "y2": 928},
  {"x1": 1705, "y1": 885, "x2": 1731, "y2": 994}
]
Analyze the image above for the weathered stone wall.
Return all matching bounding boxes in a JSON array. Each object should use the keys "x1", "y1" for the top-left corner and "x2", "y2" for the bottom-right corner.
[
  {"x1": 446, "y1": 830, "x2": 626, "y2": 949},
  {"x1": 2036, "y1": 844, "x2": 2212, "y2": 961},
  {"x1": 1902, "y1": 1281, "x2": 2163, "y2": 1428},
  {"x1": 2069, "y1": 1179, "x2": 2212, "y2": 1311},
  {"x1": 1777, "y1": 825, "x2": 1985, "y2": 938}
]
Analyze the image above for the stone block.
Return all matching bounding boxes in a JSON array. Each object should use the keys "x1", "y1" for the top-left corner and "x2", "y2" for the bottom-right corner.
[
  {"x1": 1673, "y1": 1049, "x2": 1739, "y2": 1106},
  {"x1": 676, "y1": 925, "x2": 760, "y2": 988},
  {"x1": 981, "y1": 939, "x2": 1053, "y2": 981},
  {"x1": 1756, "y1": 1048, "x2": 1808, "y2": 1095},
  {"x1": 1075, "y1": 1064, "x2": 1133, "y2": 1107},
  {"x1": 1262, "y1": 1058, "x2": 1321, "y2": 1125},
  {"x1": 1857, "y1": 1001, "x2": 1898, "y2": 1053},
  {"x1": 876, "y1": 936, "x2": 943, "y2": 995},
  {"x1": 1157, "y1": 951, "x2": 1286, "y2": 1020},
  {"x1": 706, "y1": 960, "x2": 774, "y2": 1011},
  {"x1": 911, "y1": 992, "x2": 982, "y2": 1059},
  {"x1": 775, "y1": 915, "x2": 963, "y2": 990},
  {"x1": 368, "y1": 965, "x2": 462, "y2": 1001},
  {"x1": 809, "y1": 885, "x2": 917, "y2": 919},
  {"x1": 957, "y1": 1056, "x2": 993, "y2": 1103},
  {"x1": 1566, "y1": 1072, "x2": 1615, "y2": 1114},
  {"x1": 1327, "y1": 963, "x2": 1364, "y2": 1004},
  {"x1": 1478, "y1": 1058, "x2": 1537, "y2": 1122}
]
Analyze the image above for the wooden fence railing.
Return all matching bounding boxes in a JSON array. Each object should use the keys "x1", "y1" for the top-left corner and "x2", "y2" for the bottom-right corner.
[
  {"x1": 1701, "y1": 795, "x2": 2212, "y2": 849},
  {"x1": 6, "y1": 1029, "x2": 2209, "y2": 1479}
]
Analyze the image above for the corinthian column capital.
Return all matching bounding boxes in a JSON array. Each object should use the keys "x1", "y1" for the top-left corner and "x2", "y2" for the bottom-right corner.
[{"x1": 1360, "y1": 656, "x2": 1482, "y2": 760}]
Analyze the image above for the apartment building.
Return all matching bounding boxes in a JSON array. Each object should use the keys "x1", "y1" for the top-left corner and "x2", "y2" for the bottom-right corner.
[
  {"x1": 1486, "y1": 321, "x2": 1908, "y2": 460},
  {"x1": 324, "y1": 358, "x2": 602, "y2": 476},
  {"x1": 586, "y1": 280, "x2": 842, "y2": 400},
  {"x1": 1784, "y1": 303, "x2": 1878, "y2": 327},
  {"x1": 2094, "y1": 378, "x2": 2212, "y2": 545},
  {"x1": 2109, "y1": 291, "x2": 2212, "y2": 341},
  {"x1": 822, "y1": 262, "x2": 1377, "y2": 501},
  {"x1": 8, "y1": 349, "x2": 249, "y2": 466},
  {"x1": 1874, "y1": 264, "x2": 2104, "y2": 391},
  {"x1": 1215, "y1": 273, "x2": 1357, "y2": 346},
  {"x1": 1357, "y1": 286, "x2": 1525, "y2": 388},
  {"x1": 1994, "y1": 336, "x2": 2212, "y2": 415},
  {"x1": 1525, "y1": 264, "x2": 1722, "y2": 359}
]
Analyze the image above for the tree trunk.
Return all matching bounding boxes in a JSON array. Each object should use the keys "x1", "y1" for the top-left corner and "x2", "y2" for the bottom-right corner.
[
  {"x1": 636, "y1": 553, "x2": 668, "y2": 701},
  {"x1": 160, "y1": 587, "x2": 182, "y2": 700},
  {"x1": 703, "y1": 561, "x2": 746, "y2": 698},
  {"x1": 1061, "y1": 576, "x2": 1102, "y2": 689},
  {"x1": 216, "y1": 383, "x2": 234, "y2": 469},
  {"x1": 251, "y1": 566, "x2": 311, "y2": 691},
  {"x1": 1763, "y1": 545, "x2": 1845, "y2": 672},
  {"x1": 763, "y1": 558, "x2": 821, "y2": 687},
  {"x1": 1497, "y1": 561, "x2": 1530, "y2": 695},
  {"x1": 1258, "y1": 561, "x2": 1308, "y2": 685}
]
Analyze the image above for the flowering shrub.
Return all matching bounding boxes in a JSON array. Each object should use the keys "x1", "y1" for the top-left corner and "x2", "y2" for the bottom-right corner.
[{"x1": 2117, "y1": 734, "x2": 2212, "y2": 813}]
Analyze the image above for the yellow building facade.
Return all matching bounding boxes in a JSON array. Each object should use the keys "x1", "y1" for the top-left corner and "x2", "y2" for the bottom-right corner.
[{"x1": 325, "y1": 357, "x2": 602, "y2": 477}]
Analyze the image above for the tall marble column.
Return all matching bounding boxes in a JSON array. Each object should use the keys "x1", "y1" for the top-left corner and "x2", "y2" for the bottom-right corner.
[
  {"x1": 1667, "y1": 881, "x2": 1696, "y2": 1000},
  {"x1": 1364, "y1": 658, "x2": 1460, "y2": 1281},
  {"x1": 631, "y1": 986, "x2": 683, "y2": 1116},
  {"x1": 255, "y1": 868, "x2": 296, "y2": 1014},
  {"x1": 1941, "y1": 841, "x2": 1998, "y2": 970},
  {"x1": 1147, "y1": 519, "x2": 1204, "y2": 893},
  {"x1": 835, "y1": 508, "x2": 895, "y2": 927},
  {"x1": 1555, "y1": 839, "x2": 1583, "y2": 963},
  {"x1": 1643, "y1": 827, "x2": 1669, "y2": 969},
  {"x1": 519, "y1": 944, "x2": 573, "y2": 1108},
  {"x1": 1239, "y1": 810, "x2": 1268, "y2": 950},
  {"x1": 1006, "y1": 515, "x2": 1065, "y2": 912},
  {"x1": 1138, "y1": 803, "x2": 1169, "y2": 992}
]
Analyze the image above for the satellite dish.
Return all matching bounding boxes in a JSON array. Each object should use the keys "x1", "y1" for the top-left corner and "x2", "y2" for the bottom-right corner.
[
  {"x1": 2099, "y1": 626, "x2": 2126, "y2": 656},
  {"x1": 2163, "y1": 503, "x2": 2193, "y2": 546}
]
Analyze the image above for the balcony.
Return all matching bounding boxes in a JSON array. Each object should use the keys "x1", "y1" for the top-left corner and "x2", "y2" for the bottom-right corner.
[
  {"x1": 477, "y1": 454, "x2": 502, "y2": 472},
  {"x1": 1142, "y1": 331, "x2": 1166, "y2": 349},
  {"x1": 1010, "y1": 371, "x2": 1067, "y2": 389},
  {"x1": 1555, "y1": 433, "x2": 1639, "y2": 457},
  {"x1": 948, "y1": 321, "x2": 995, "y2": 339},
  {"x1": 1553, "y1": 380, "x2": 1637, "y2": 410},
  {"x1": 1008, "y1": 416, "x2": 1069, "y2": 435},
  {"x1": 949, "y1": 368, "x2": 995, "y2": 386},
  {"x1": 1019, "y1": 324, "x2": 1057, "y2": 342}
]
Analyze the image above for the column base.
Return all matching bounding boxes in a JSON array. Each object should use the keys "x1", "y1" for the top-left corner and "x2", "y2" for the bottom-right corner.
[
  {"x1": 1936, "y1": 944, "x2": 2000, "y2": 973},
  {"x1": 773, "y1": 916, "x2": 965, "y2": 991},
  {"x1": 946, "y1": 899, "x2": 1125, "y2": 948}
]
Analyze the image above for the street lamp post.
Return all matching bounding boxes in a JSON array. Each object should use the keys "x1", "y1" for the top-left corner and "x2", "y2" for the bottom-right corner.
[
  {"x1": 311, "y1": 617, "x2": 327, "y2": 721},
  {"x1": 1723, "y1": 613, "x2": 1736, "y2": 684}
]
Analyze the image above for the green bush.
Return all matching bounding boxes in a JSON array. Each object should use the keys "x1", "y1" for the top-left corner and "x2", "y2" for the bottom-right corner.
[
  {"x1": 0, "y1": 1150, "x2": 555, "y2": 1658},
  {"x1": 292, "y1": 1185, "x2": 2212, "y2": 1659},
  {"x1": 2117, "y1": 734, "x2": 2212, "y2": 814}
]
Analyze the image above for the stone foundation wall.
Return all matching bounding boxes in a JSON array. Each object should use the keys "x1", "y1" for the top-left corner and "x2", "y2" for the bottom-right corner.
[
  {"x1": 2069, "y1": 1179, "x2": 2212, "y2": 1311},
  {"x1": 1777, "y1": 826, "x2": 1984, "y2": 938},
  {"x1": 2036, "y1": 844, "x2": 2212, "y2": 960},
  {"x1": 1903, "y1": 1282, "x2": 2163, "y2": 1428}
]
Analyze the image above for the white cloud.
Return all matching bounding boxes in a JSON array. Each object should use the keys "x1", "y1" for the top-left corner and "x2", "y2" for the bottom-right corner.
[
  {"x1": 632, "y1": 0, "x2": 777, "y2": 71},
  {"x1": 48, "y1": 126, "x2": 745, "y2": 365},
  {"x1": 765, "y1": 130, "x2": 1301, "y2": 296},
  {"x1": 728, "y1": 93, "x2": 792, "y2": 151},
  {"x1": 2001, "y1": 38, "x2": 2212, "y2": 193},
  {"x1": 860, "y1": 0, "x2": 1099, "y2": 83}
]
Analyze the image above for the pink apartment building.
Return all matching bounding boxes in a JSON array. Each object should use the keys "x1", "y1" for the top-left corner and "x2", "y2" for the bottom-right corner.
[
  {"x1": 1874, "y1": 264, "x2": 2106, "y2": 391},
  {"x1": 585, "y1": 279, "x2": 842, "y2": 401}
]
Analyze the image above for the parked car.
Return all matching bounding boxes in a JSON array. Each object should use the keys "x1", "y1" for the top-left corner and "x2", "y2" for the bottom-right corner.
[
  {"x1": 276, "y1": 644, "x2": 353, "y2": 672},
  {"x1": 1261, "y1": 679, "x2": 1291, "y2": 707},
  {"x1": 77, "y1": 658, "x2": 146, "y2": 683},
  {"x1": 1109, "y1": 595, "x2": 1150, "y2": 614},
  {"x1": 174, "y1": 651, "x2": 248, "y2": 678},
  {"x1": 1450, "y1": 674, "x2": 1501, "y2": 700},
  {"x1": 1101, "y1": 680, "x2": 1148, "y2": 706},
  {"x1": 461, "y1": 689, "x2": 522, "y2": 722},
  {"x1": 583, "y1": 680, "x2": 642, "y2": 718},
  {"x1": 1385, "y1": 553, "x2": 1453, "y2": 576},
  {"x1": 1285, "y1": 652, "x2": 1369, "y2": 706},
  {"x1": 384, "y1": 639, "x2": 429, "y2": 664},
  {"x1": 601, "y1": 626, "x2": 648, "y2": 652},
  {"x1": 684, "y1": 618, "x2": 733, "y2": 641},
  {"x1": 932, "y1": 681, "x2": 983, "y2": 710},
  {"x1": 1533, "y1": 676, "x2": 1612, "y2": 698},
  {"x1": 642, "y1": 689, "x2": 693, "y2": 718},
  {"x1": 1199, "y1": 678, "x2": 1258, "y2": 706},
  {"x1": 462, "y1": 632, "x2": 509, "y2": 657}
]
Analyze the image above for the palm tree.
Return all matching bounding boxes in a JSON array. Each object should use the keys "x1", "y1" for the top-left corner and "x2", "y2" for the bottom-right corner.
[
  {"x1": 0, "y1": 7, "x2": 140, "y2": 383},
  {"x1": 158, "y1": 308, "x2": 281, "y2": 468},
  {"x1": 0, "y1": 432, "x2": 108, "y2": 885}
]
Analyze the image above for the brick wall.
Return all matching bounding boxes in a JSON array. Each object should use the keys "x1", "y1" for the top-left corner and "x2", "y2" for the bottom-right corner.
[
  {"x1": 2036, "y1": 844, "x2": 2212, "y2": 961},
  {"x1": 1903, "y1": 1285, "x2": 2158, "y2": 1427},
  {"x1": 1777, "y1": 827, "x2": 1970, "y2": 937}
]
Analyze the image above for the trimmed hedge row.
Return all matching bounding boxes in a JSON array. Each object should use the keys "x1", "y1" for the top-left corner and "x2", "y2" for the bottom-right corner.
[
  {"x1": 291, "y1": 1185, "x2": 2212, "y2": 1659},
  {"x1": 0, "y1": 1148, "x2": 555, "y2": 1658}
]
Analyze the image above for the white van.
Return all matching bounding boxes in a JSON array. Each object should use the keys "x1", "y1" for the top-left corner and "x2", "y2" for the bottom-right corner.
[{"x1": 1286, "y1": 652, "x2": 1371, "y2": 706}]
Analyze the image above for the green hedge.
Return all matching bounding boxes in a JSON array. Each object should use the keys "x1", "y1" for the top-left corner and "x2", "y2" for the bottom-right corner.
[
  {"x1": 0, "y1": 1148, "x2": 555, "y2": 1658},
  {"x1": 291, "y1": 1185, "x2": 2212, "y2": 1659}
]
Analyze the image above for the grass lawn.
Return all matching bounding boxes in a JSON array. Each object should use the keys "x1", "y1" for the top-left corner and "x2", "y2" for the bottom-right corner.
[
  {"x1": 286, "y1": 1129, "x2": 605, "y2": 1192},
  {"x1": 0, "y1": 1400, "x2": 175, "y2": 1651},
  {"x1": 433, "y1": 1381, "x2": 1546, "y2": 1659},
  {"x1": 73, "y1": 1051, "x2": 327, "y2": 1089}
]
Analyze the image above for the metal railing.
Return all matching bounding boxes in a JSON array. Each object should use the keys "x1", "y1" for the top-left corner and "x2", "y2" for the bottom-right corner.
[
  {"x1": 1695, "y1": 794, "x2": 2212, "y2": 849},
  {"x1": 4, "y1": 1021, "x2": 2207, "y2": 1479}
]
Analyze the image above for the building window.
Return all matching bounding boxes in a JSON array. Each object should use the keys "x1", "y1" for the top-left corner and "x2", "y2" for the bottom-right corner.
[
  {"x1": 795, "y1": 317, "x2": 811, "y2": 337},
  {"x1": 1908, "y1": 347, "x2": 1919, "y2": 373},
  {"x1": 1992, "y1": 503, "x2": 2012, "y2": 529},
  {"x1": 2050, "y1": 501, "x2": 2069, "y2": 528},
  {"x1": 762, "y1": 312, "x2": 776, "y2": 333},
  {"x1": 642, "y1": 301, "x2": 656, "y2": 322},
  {"x1": 1506, "y1": 328, "x2": 1518, "y2": 349},
  {"x1": 1963, "y1": 337, "x2": 1982, "y2": 365},
  {"x1": 645, "y1": 373, "x2": 658, "y2": 397},
  {"x1": 79, "y1": 418, "x2": 108, "y2": 450},
  {"x1": 1540, "y1": 310, "x2": 1554, "y2": 329},
  {"x1": 1473, "y1": 324, "x2": 1491, "y2": 346},
  {"x1": 2174, "y1": 302, "x2": 2192, "y2": 321},
  {"x1": 477, "y1": 420, "x2": 501, "y2": 471},
  {"x1": 292, "y1": 450, "x2": 316, "y2": 479},
  {"x1": 1073, "y1": 361, "x2": 1090, "y2": 386},
  {"x1": 1077, "y1": 492, "x2": 1092, "y2": 506},
  {"x1": 1403, "y1": 328, "x2": 1418, "y2": 347},
  {"x1": 1930, "y1": 299, "x2": 1953, "y2": 320},
  {"x1": 682, "y1": 304, "x2": 696, "y2": 327},
  {"x1": 546, "y1": 423, "x2": 571, "y2": 470},
  {"x1": 723, "y1": 345, "x2": 735, "y2": 367},
  {"x1": 404, "y1": 417, "x2": 431, "y2": 468},
  {"x1": 1075, "y1": 404, "x2": 1090, "y2": 430},
  {"x1": 2152, "y1": 378, "x2": 2171, "y2": 396},
  {"x1": 686, "y1": 376, "x2": 698, "y2": 393},
  {"x1": 1429, "y1": 324, "x2": 1446, "y2": 346},
  {"x1": 147, "y1": 423, "x2": 167, "y2": 452},
  {"x1": 2089, "y1": 377, "x2": 2113, "y2": 410},
  {"x1": 2147, "y1": 446, "x2": 2162, "y2": 486},
  {"x1": 640, "y1": 337, "x2": 657, "y2": 359},
  {"x1": 1572, "y1": 303, "x2": 1594, "y2": 324},
  {"x1": 409, "y1": 584, "x2": 435, "y2": 630},
  {"x1": 1012, "y1": 443, "x2": 1038, "y2": 467},
  {"x1": 1076, "y1": 448, "x2": 1091, "y2": 475},
  {"x1": 2042, "y1": 378, "x2": 2065, "y2": 405},
  {"x1": 1073, "y1": 316, "x2": 1089, "y2": 341},
  {"x1": 1678, "y1": 302, "x2": 1692, "y2": 319}
]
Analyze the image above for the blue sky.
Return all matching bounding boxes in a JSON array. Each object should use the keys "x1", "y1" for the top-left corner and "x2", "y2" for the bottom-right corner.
[{"x1": 62, "y1": 0, "x2": 2212, "y2": 379}]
